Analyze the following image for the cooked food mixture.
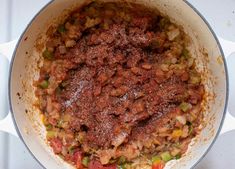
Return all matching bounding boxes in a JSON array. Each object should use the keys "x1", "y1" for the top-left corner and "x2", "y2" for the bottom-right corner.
[{"x1": 35, "y1": 2, "x2": 204, "y2": 169}]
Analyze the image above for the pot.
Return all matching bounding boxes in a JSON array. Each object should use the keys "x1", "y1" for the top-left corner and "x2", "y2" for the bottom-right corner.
[{"x1": 0, "y1": 0, "x2": 234, "y2": 168}]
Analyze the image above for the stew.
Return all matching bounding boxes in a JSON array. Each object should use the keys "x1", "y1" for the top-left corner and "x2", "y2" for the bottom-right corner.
[{"x1": 35, "y1": 2, "x2": 204, "y2": 169}]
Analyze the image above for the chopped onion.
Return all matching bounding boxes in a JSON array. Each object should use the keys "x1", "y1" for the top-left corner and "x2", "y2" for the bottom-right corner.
[
  {"x1": 167, "y1": 28, "x2": 180, "y2": 41},
  {"x1": 112, "y1": 132, "x2": 128, "y2": 147},
  {"x1": 59, "y1": 45, "x2": 67, "y2": 54},
  {"x1": 160, "y1": 64, "x2": 169, "y2": 71},
  {"x1": 98, "y1": 149, "x2": 115, "y2": 164},
  {"x1": 171, "y1": 57, "x2": 177, "y2": 64},
  {"x1": 176, "y1": 115, "x2": 186, "y2": 125},
  {"x1": 170, "y1": 147, "x2": 181, "y2": 157},
  {"x1": 65, "y1": 40, "x2": 76, "y2": 47},
  {"x1": 85, "y1": 17, "x2": 101, "y2": 29}
]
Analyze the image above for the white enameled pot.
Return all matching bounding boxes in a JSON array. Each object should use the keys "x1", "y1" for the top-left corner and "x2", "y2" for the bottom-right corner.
[{"x1": 0, "y1": 0, "x2": 234, "y2": 168}]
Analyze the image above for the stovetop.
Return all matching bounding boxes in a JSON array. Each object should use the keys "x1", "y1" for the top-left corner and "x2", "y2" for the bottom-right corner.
[{"x1": 0, "y1": 0, "x2": 234, "y2": 168}]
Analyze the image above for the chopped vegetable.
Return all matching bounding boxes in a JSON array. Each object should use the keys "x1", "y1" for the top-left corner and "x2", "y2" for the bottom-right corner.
[
  {"x1": 89, "y1": 160, "x2": 117, "y2": 169},
  {"x1": 85, "y1": 17, "x2": 101, "y2": 29},
  {"x1": 118, "y1": 156, "x2": 126, "y2": 164},
  {"x1": 57, "y1": 119, "x2": 64, "y2": 128},
  {"x1": 187, "y1": 57, "x2": 194, "y2": 67},
  {"x1": 170, "y1": 147, "x2": 181, "y2": 156},
  {"x1": 47, "y1": 131, "x2": 57, "y2": 138},
  {"x1": 85, "y1": 6, "x2": 97, "y2": 16},
  {"x1": 109, "y1": 159, "x2": 117, "y2": 164},
  {"x1": 68, "y1": 146, "x2": 76, "y2": 154},
  {"x1": 39, "y1": 80, "x2": 49, "y2": 89},
  {"x1": 36, "y1": 2, "x2": 205, "y2": 168},
  {"x1": 58, "y1": 45, "x2": 67, "y2": 54},
  {"x1": 82, "y1": 156, "x2": 90, "y2": 167},
  {"x1": 50, "y1": 138, "x2": 62, "y2": 154},
  {"x1": 186, "y1": 121, "x2": 192, "y2": 126},
  {"x1": 179, "y1": 102, "x2": 192, "y2": 112},
  {"x1": 189, "y1": 75, "x2": 201, "y2": 84},
  {"x1": 57, "y1": 24, "x2": 66, "y2": 33},
  {"x1": 119, "y1": 163, "x2": 131, "y2": 169},
  {"x1": 175, "y1": 154, "x2": 181, "y2": 159},
  {"x1": 152, "y1": 155, "x2": 161, "y2": 164},
  {"x1": 103, "y1": 22, "x2": 109, "y2": 30},
  {"x1": 152, "y1": 162, "x2": 165, "y2": 169},
  {"x1": 55, "y1": 87, "x2": 62, "y2": 95},
  {"x1": 159, "y1": 18, "x2": 170, "y2": 29},
  {"x1": 43, "y1": 49, "x2": 54, "y2": 60},
  {"x1": 188, "y1": 125, "x2": 193, "y2": 134},
  {"x1": 45, "y1": 124, "x2": 52, "y2": 130},
  {"x1": 77, "y1": 132, "x2": 85, "y2": 143},
  {"x1": 65, "y1": 39, "x2": 76, "y2": 47},
  {"x1": 61, "y1": 81, "x2": 69, "y2": 88},
  {"x1": 172, "y1": 129, "x2": 183, "y2": 138},
  {"x1": 181, "y1": 48, "x2": 190, "y2": 59},
  {"x1": 142, "y1": 63, "x2": 152, "y2": 70},
  {"x1": 160, "y1": 64, "x2": 169, "y2": 72},
  {"x1": 73, "y1": 151, "x2": 83, "y2": 169},
  {"x1": 160, "y1": 151, "x2": 172, "y2": 162},
  {"x1": 171, "y1": 64, "x2": 185, "y2": 70},
  {"x1": 176, "y1": 115, "x2": 186, "y2": 125},
  {"x1": 167, "y1": 28, "x2": 180, "y2": 41}
]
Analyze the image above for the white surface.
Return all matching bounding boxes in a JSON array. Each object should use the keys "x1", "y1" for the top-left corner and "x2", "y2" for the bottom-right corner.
[
  {"x1": 0, "y1": 0, "x2": 234, "y2": 169},
  {"x1": 0, "y1": 0, "x2": 10, "y2": 43}
]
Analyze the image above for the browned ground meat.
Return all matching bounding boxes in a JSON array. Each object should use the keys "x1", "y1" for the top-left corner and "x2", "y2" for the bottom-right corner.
[{"x1": 36, "y1": 2, "x2": 204, "y2": 169}]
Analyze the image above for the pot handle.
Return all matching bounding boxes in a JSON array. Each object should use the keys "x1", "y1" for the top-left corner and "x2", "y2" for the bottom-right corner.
[
  {"x1": 218, "y1": 37, "x2": 235, "y2": 134},
  {"x1": 0, "y1": 40, "x2": 19, "y2": 137}
]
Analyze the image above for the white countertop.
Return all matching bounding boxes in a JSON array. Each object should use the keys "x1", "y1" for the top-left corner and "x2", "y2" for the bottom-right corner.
[{"x1": 0, "y1": 0, "x2": 235, "y2": 168}]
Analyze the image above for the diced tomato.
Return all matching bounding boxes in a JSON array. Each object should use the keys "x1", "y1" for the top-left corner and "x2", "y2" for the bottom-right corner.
[
  {"x1": 48, "y1": 117, "x2": 57, "y2": 126},
  {"x1": 72, "y1": 151, "x2": 83, "y2": 169},
  {"x1": 152, "y1": 163, "x2": 165, "y2": 169},
  {"x1": 50, "y1": 138, "x2": 62, "y2": 154},
  {"x1": 88, "y1": 160, "x2": 117, "y2": 169}
]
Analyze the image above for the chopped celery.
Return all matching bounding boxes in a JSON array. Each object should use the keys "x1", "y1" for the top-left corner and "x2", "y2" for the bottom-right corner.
[
  {"x1": 181, "y1": 48, "x2": 190, "y2": 59},
  {"x1": 103, "y1": 22, "x2": 109, "y2": 30},
  {"x1": 118, "y1": 156, "x2": 126, "y2": 164},
  {"x1": 175, "y1": 154, "x2": 181, "y2": 159},
  {"x1": 68, "y1": 146, "x2": 76, "y2": 154},
  {"x1": 188, "y1": 125, "x2": 193, "y2": 134},
  {"x1": 57, "y1": 24, "x2": 66, "y2": 33},
  {"x1": 45, "y1": 124, "x2": 52, "y2": 130},
  {"x1": 82, "y1": 156, "x2": 89, "y2": 167},
  {"x1": 43, "y1": 49, "x2": 53, "y2": 60},
  {"x1": 160, "y1": 151, "x2": 172, "y2": 162},
  {"x1": 159, "y1": 18, "x2": 170, "y2": 29},
  {"x1": 39, "y1": 80, "x2": 49, "y2": 89},
  {"x1": 119, "y1": 163, "x2": 131, "y2": 169},
  {"x1": 57, "y1": 119, "x2": 64, "y2": 128},
  {"x1": 179, "y1": 102, "x2": 192, "y2": 112},
  {"x1": 47, "y1": 131, "x2": 56, "y2": 139}
]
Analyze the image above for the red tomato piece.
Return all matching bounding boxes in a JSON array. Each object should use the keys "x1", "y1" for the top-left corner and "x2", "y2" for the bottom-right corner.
[
  {"x1": 73, "y1": 151, "x2": 83, "y2": 169},
  {"x1": 152, "y1": 163, "x2": 165, "y2": 169},
  {"x1": 88, "y1": 160, "x2": 117, "y2": 169},
  {"x1": 50, "y1": 138, "x2": 62, "y2": 154}
]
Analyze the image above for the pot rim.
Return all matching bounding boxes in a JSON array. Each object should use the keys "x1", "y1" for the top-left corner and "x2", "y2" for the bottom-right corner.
[{"x1": 8, "y1": 0, "x2": 229, "y2": 169}]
